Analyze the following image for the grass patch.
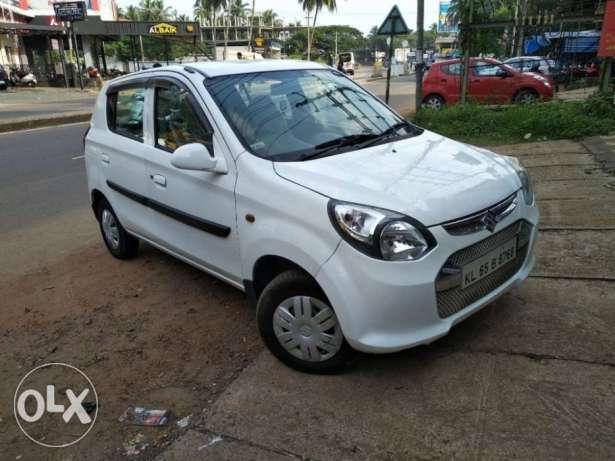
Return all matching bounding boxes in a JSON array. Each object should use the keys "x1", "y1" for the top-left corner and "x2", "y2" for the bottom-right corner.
[{"x1": 411, "y1": 92, "x2": 615, "y2": 146}]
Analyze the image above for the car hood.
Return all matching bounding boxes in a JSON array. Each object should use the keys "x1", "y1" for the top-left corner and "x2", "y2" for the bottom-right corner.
[{"x1": 273, "y1": 130, "x2": 521, "y2": 227}]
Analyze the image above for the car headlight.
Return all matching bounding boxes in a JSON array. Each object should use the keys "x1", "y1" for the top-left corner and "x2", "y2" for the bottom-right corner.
[
  {"x1": 328, "y1": 201, "x2": 435, "y2": 261},
  {"x1": 505, "y1": 156, "x2": 534, "y2": 206}
]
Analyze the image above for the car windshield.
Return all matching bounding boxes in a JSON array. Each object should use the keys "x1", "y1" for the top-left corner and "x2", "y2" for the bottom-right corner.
[{"x1": 205, "y1": 69, "x2": 422, "y2": 161}]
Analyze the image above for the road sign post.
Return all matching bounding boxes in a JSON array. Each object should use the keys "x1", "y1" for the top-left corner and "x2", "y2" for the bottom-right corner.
[
  {"x1": 53, "y1": 1, "x2": 87, "y2": 90},
  {"x1": 377, "y1": 5, "x2": 410, "y2": 105}
]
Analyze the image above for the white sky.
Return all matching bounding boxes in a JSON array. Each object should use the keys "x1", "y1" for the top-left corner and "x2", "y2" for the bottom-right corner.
[{"x1": 115, "y1": 0, "x2": 442, "y2": 35}]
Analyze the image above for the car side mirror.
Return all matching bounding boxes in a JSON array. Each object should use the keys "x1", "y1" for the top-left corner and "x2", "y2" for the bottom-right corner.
[
  {"x1": 497, "y1": 69, "x2": 511, "y2": 78},
  {"x1": 171, "y1": 143, "x2": 227, "y2": 174}
]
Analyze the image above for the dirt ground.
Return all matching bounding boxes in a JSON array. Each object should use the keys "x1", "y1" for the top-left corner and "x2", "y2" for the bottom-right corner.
[{"x1": 0, "y1": 241, "x2": 262, "y2": 460}]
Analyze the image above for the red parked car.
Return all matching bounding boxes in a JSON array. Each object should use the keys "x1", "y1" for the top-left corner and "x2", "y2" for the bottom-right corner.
[{"x1": 422, "y1": 58, "x2": 554, "y2": 109}]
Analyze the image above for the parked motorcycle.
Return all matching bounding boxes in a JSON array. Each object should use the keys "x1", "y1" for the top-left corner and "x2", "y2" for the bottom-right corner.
[{"x1": 9, "y1": 67, "x2": 37, "y2": 88}]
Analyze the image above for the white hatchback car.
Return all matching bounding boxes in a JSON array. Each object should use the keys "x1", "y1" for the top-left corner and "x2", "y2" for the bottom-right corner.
[{"x1": 85, "y1": 60, "x2": 539, "y2": 373}]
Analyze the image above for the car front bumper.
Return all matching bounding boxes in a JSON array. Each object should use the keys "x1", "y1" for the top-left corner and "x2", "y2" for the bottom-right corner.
[{"x1": 315, "y1": 200, "x2": 539, "y2": 353}]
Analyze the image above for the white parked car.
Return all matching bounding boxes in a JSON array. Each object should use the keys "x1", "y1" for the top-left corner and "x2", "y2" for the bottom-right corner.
[
  {"x1": 503, "y1": 56, "x2": 556, "y2": 76},
  {"x1": 85, "y1": 60, "x2": 539, "y2": 373}
]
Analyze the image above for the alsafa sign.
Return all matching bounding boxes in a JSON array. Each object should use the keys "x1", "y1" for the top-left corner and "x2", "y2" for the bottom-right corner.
[{"x1": 149, "y1": 23, "x2": 177, "y2": 35}]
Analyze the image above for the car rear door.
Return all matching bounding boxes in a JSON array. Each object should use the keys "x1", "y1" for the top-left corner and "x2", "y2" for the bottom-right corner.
[
  {"x1": 142, "y1": 74, "x2": 242, "y2": 285},
  {"x1": 438, "y1": 62, "x2": 461, "y2": 104},
  {"x1": 90, "y1": 79, "x2": 153, "y2": 237}
]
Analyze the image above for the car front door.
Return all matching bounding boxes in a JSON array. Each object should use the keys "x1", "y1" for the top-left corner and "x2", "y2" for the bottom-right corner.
[
  {"x1": 469, "y1": 60, "x2": 509, "y2": 103},
  {"x1": 92, "y1": 81, "x2": 153, "y2": 237},
  {"x1": 143, "y1": 75, "x2": 241, "y2": 286}
]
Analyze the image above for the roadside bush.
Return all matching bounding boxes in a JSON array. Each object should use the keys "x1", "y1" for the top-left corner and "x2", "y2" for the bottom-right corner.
[{"x1": 412, "y1": 93, "x2": 615, "y2": 145}]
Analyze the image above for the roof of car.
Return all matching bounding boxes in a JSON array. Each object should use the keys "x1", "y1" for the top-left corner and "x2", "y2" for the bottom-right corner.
[
  {"x1": 504, "y1": 56, "x2": 543, "y2": 61},
  {"x1": 177, "y1": 59, "x2": 329, "y2": 77}
]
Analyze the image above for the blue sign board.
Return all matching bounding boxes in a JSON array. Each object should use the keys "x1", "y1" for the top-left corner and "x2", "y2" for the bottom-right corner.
[{"x1": 438, "y1": 1, "x2": 458, "y2": 33}]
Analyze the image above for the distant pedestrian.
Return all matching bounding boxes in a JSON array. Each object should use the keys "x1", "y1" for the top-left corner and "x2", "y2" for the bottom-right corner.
[{"x1": 337, "y1": 57, "x2": 346, "y2": 74}]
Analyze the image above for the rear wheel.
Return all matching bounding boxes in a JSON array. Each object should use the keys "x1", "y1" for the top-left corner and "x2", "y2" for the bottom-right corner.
[
  {"x1": 423, "y1": 94, "x2": 444, "y2": 110},
  {"x1": 97, "y1": 199, "x2": 139, "y2": 259},
  {"x1": 257, "y1": 270, "x2": 354, "y2": 374},
  {"x1": 514, "y1": 89, "x2": 538, "y2": 104}
]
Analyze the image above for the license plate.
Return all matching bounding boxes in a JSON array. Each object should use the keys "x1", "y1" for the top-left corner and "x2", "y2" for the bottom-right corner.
[{"x1": 461, "y1": 238, "x2": 517, "y2": 289}]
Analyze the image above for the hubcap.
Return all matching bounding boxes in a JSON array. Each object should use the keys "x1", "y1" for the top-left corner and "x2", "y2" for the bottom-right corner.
[
  {"x1": 101, "y1": 209, "x2": 120, "y2": 250},
  {"x1": 425, "y1": 97, "x2": 442, "y2": 109},
  {"x1": 520, "y1": 92, "x2": 536, "y2": 104},
  {"x1": 273, "y1": 296, "x2": 342, "y2": 362}
]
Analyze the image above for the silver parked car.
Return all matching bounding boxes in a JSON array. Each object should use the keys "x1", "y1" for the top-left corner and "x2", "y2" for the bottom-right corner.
[{"x1": 503, "y1": 56, "x2": 556, "y2": 76}]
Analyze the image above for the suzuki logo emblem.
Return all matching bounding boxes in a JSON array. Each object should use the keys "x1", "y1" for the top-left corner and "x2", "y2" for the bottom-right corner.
[{"x1": 482, "y1": 211, "x2": 498, "y2": 232}]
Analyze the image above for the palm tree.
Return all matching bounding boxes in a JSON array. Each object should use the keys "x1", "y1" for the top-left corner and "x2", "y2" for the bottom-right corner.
[
  {"x1": 194, "y1": 0, "x2": 226, "y2": 58},
  {"x1": 193, "y1": 0, "x2": 211, "y2": 43},
  {"x1": 121, "y1": 5, "x2": 141, "y2": 20},
  {"x1": 138, "y1": 0, "x2": 173, "y2": 21},
  {"x1": 262, "y1": 9, "x2": 277, "y2": 29},
  {"x1": 298, "y1": 0, "x2": 337, "y2": 60},
  {"x1": 230, "y1": 0, "x2": 249, "y2": 40}
]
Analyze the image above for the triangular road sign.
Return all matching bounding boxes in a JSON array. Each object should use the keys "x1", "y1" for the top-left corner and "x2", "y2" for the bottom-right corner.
[{"x1": 377, "y1": 5, "x2": 410, "y2": 36}]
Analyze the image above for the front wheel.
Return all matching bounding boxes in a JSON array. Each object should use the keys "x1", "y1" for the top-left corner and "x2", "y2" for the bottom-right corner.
[
  {"x1": 514, "y1": 89, "x2": 538, "y2": 104},
  {"x1": 257, "y1": 270, "x2": 354, "y2": 374}
]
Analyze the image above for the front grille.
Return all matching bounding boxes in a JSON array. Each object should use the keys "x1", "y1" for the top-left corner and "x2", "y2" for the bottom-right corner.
[
  {"x1": 442, "y1": 193, "x2": 518, "y2": 236},
  {"x1": 436, "y1": 220, "x2": 532, "y2": 318}
]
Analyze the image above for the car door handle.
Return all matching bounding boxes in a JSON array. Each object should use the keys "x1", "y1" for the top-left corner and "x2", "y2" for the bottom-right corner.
[
  {"x1": 440, "y1": 79, "x2": 447, "y2": 83},
  {"x1": 101, "y1": 154, "x2": 110, "y2": 165},
  {"x1": 151, "y1": 174, "x2": 167, "y2": 187}
]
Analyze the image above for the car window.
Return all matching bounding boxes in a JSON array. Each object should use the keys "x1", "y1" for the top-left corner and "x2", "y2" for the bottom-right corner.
[
  {"x1": 205, "y1": 69, "x2": 420, "y2": 161},
  {"x1": 154, "y1": 83, "x2": 211, "y2": 152},
  {"x1": 107, "y1": 87, "x2": 145, "y2": 141},
  {"x1": 442, "y1": 63, "x2": 461, "y2": 75},
  {"x1": 472, "y1": 61, "x2": 501, "y2": 77}
]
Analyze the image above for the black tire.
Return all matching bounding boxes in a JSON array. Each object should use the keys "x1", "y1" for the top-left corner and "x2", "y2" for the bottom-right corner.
[
  {"x1": 97, "y1": 198, "x2": 139, "y2": 259},
  {"x1": 514, "y1": 89, "x2": 538, "y2": 104},
  {"x1": 257, "y1": 270, "x2": 354, "y2": 374},
  {"x1": 423, "y1": 94, "x2": 444, "y2": 110}
]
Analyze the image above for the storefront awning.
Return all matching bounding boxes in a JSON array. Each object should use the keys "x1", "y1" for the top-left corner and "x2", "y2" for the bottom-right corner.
[{"x1": 0, "y1": 22, "x2": 64, "y2": 33}]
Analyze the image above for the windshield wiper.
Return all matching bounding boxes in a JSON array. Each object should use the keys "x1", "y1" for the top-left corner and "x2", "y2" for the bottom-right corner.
[
  {"x1": 357, "y1": 121, "x2": 423, "y2": 150},
  {"x1": 299, "y1": 133, "x2": 380, "y2": 161}
]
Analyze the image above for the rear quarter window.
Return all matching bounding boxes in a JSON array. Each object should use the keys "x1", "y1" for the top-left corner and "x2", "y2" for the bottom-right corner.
[
  {"x1": 441, "y1": 63, "x2": 461, "y2": 75},
  {"x1": 106, "y1": 86, "x2": 145, "y2": 142}
]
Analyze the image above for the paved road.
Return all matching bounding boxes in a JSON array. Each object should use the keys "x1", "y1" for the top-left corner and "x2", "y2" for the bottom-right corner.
[
  {"x1": 0, "y1": 88, "x2": 97, "y2": 120},
  {"x1": 363, "y1": 73, "x2": 417, "y2": 115},
  {"x1": 0, "y1": 123, "x2": 89, "y2": 232}
]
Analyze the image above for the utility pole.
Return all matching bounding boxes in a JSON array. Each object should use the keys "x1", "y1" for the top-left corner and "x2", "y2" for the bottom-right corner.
[
  {"x1": 306, "y1": 10, "x2": 311, "y2": 60},
  {"x1": 67, "y1": 21, "x2": 83, "y2": 90},
  {"x1": 415, "y1": 0, "x2": 424, "y2": 110},
  {"x1": 460, "y1": 0, "x2": 474, "y2": 105},
  {"x1": 334, "y1": 30, "x2": 338, "y2": 57},
  {"x1": 248, "y1": 0, "x2": 256, "y2": 52},
  {"x1": 139, "y1": 35, "x2": 145, "y2": 68}
]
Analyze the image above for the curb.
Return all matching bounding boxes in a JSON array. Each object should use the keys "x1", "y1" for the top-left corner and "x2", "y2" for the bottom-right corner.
[{"x1": 0, "y1": 112, "x2": 91, "y2": 133}]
